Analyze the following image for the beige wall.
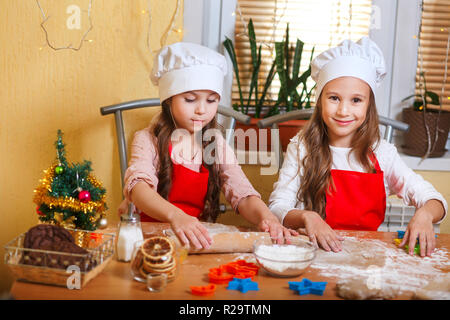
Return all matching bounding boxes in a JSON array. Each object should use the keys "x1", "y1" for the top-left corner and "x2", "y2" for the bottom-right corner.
[
  {"x1": 415, "y1": 171, "x2": 450, "y2": 234},
  {"x1": 0, "y1": 0, "x2": 183, "y2": 294}
]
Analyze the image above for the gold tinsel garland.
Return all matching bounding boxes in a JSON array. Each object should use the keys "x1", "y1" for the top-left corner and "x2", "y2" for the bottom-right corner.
[{"x1": 33, "y1": 164, "x2": 107, "y2": 215}]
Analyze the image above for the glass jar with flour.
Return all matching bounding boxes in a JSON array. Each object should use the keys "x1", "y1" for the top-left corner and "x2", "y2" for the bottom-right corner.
[{"x1": 116, "y1": 213, "x2": 144, "y2": 262}]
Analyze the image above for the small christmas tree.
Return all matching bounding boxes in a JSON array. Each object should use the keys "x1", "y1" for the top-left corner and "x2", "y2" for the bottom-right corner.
[{"x1": 34, "y1": 130, "x2": 107, "y2": 231}]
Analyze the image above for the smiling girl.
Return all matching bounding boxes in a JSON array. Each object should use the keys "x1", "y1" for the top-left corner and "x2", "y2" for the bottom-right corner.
[
  {"x1": 121, "y1": 42, "x2": 297, "y2": 250},
  {"x1": 269, "y1": 37, "x2": 447, "y2": 257}
]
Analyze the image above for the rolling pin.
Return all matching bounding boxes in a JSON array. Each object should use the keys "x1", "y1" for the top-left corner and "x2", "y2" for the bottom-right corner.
[{"x1": 164, "y1": 230, "x2": 310, "y2": 254}]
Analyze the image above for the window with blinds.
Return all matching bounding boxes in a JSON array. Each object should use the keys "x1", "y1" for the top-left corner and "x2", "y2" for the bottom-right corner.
[
  {"x1": 232, "y1": 0, "x2": 373, "y2": 115},
  {"x1": 416, "y1": 0, "x2": 450, "y2": 111}
]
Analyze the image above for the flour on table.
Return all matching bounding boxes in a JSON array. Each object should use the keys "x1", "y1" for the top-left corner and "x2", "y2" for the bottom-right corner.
[
  {"x1": 310, "y1": 236, "x2": 450, "y2": 299},
  {"x1": 414, "y1": 274, "x2": 450, "y2": 300},
  {"x1": 232, "y1": 253, "x2": 256, "y2": 262},
  {"x1": 201, "y1": 222, "x2": 240, "y2": 234}
]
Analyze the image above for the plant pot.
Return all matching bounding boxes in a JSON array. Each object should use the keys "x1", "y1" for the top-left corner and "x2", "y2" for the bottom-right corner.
[
  {"x1": 234, "y1": 118, "x2": 308, "y2": 152},
  {"x1": 402, "y1": 107, "x2": 450, "y2": 157}
]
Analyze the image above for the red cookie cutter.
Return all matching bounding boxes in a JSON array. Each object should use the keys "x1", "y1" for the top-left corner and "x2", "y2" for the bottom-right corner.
[
  {"x1": 223, "y1": 260, "x2": 259, "y2": 275},
  {"x1": 190, "y1": 283, "x2": 216, "y2": 296},
  {"x1": 208, "y1": 267, "x2": 234, "y2": 284},
  {"x1": 234, "y1": 269, "x2": 256, "y2": 280}
]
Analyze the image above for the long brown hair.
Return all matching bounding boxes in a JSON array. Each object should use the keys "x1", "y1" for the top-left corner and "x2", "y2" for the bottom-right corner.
[
  {"x1": 151, "y1": 99, "x2": 222, "y2": 222},
  {"x1": 297, "y1": 91, "x2": 380, "y2": 218}
]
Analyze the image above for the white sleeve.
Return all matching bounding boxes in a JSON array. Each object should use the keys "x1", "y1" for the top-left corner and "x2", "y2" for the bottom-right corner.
[
  {"x1": 268, "y1": 136, "x2": 303, "y2": 224},
  {"x1": 379, "y1": 141, "x2": 448, "y2": 224}
]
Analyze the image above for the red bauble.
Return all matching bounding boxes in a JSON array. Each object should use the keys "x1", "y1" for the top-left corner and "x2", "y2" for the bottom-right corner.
[
  {"x1": 78, "y1": 190, "x2": 91, "y2": 203},
  {"x1": 36, "y1": 206, "x2": 44, "y2": 216}
]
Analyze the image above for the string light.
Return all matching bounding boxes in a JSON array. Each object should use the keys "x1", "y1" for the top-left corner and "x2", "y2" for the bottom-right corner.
[
  {"x1": 146, "y1": 0, "x2": 152, "y2": 54},
  {"x1": 160, "y1": 0, "x2": 181, "y2": 48},
  {"x1": 416, "y1": 1, "x2": 431, "y2": 162},
  {"x1": 234, "y1": 0, "x2": 287, "y2": 51},
  {"x1": 427, "y1": 27, "x2": 450, "y2": 159},
  {"x1": 414, "y1": 2, "x2": 450, "y2": 161},
  {"x1": 35, "y1": 0, "x2": 93, "y2": 51},
  {"x1": 146, "y1": 0, "x2": 182, "y2": 56}
]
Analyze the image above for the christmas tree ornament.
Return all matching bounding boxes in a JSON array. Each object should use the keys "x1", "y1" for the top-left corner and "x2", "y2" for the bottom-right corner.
[
  {"x1": 36, "y1": 206, "x2": 44, "y2": 216},
  {"x1": 54, "y1": 165, "x2": 64, "y2": 175},
  {"x1": 97, "y1": 217, "x2": 108, "y2": 229},
  {"x1": 78, "y1": 190, "x2": 91, "y2": 203},
  {"x1": 73, "y1": 171, "x2": 83, "y2": 193},
  {"x1": 33, "y1": 130, "x2": 107, "y2": 231}
]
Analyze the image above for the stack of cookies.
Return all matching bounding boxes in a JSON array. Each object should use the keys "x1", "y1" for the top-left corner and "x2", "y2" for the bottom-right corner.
[
  {"x1": 133, "y1": 236, "x2": 177, "y2": 281},
  {"x1": 21, "y1": 224, "x2": 96, "y2": 271}
]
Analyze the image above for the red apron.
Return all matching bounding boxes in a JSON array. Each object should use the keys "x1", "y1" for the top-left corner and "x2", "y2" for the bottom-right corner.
[
  {"x1": 139, "y1": 144, "x2": 209, "y2": 222},
  {"x1": 325, "y1": 153, "x2": 386, "y2": 231}
]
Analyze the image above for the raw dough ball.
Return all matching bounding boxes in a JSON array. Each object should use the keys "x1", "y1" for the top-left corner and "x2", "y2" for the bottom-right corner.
[{"x1": 336, "y1": 277, "x2": 398, "y2": 300}]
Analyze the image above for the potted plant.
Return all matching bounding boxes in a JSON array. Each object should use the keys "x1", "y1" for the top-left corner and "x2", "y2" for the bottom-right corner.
[
  {"x1": 223, "y1": 21, "x2": 315, "y2": 151},
  {"x1": 401, "y1": 72, "x2": 450, "y2": 158},
  {"x1": 269, "y1": 23, "x2": 315, "y2": 151}
]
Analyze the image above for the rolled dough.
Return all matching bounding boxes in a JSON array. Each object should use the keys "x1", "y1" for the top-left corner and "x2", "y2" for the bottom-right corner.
[
  {"x1": 164, "y1": 222, "x2": 309, "y2": 254},
  {"x1": 336, "y1": 277, "x2": 398, "y2": 300},
  {"x1": 414, "y1": 274, "x2": 450, "y2": 300}
]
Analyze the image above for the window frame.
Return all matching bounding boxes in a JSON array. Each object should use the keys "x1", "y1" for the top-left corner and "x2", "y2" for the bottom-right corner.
[{"x1": 183, "y1": 0, "x2": 450, "y2": 170}]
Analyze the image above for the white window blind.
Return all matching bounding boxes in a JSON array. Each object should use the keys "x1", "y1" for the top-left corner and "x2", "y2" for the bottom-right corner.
[
  {"x1": 232, "y1": 0, "x2": 373, "y2": 113},
  {"x1": 416, "y1": 0, "x2": 450, "y2": 111}
]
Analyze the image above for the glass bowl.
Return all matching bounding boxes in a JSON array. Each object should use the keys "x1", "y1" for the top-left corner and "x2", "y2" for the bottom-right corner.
[{"x1": 253, "y1": 237, "x2": 317, "y2": 277}]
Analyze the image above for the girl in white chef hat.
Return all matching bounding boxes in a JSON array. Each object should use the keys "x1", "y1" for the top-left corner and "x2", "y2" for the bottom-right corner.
[
  {"x1": 269, "y1": 37, "x2": 447, "y2": 256},
  {"x1": 120, "y1": 42, "x2": 297, "y2": 250}
]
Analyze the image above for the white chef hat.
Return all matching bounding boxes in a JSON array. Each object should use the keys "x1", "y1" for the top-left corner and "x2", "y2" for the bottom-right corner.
[
  {"x1": 311, "y1": 36, "x2": 386, "y2": 99},
  {"x1": 151, "y1": 42, "x2": 228, "y2": 103}
]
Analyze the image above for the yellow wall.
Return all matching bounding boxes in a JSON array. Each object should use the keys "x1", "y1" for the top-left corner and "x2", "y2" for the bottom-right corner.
[
  {"x1": 0, "y1": 0, "x2": 183, "y2": 295},
  {"x1": 416, "y1": 171, "x2": 450, "y2": 234}
]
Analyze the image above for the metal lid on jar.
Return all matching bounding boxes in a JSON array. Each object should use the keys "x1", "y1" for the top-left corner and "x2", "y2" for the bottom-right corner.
[{"x1": 120, "y1": 213, "x2": 141, "y2": 223}]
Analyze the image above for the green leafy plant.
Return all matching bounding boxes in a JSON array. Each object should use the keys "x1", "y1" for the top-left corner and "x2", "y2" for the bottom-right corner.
[
  {"x1": 223, "y1": 18, "x2": 277, "y2": 118},
  {"x1": 402, "y1": 71, "x2": 440, "y2": 111},
  {"x1": 268, "y1": 23, "x2": 316, "y2": 117}
]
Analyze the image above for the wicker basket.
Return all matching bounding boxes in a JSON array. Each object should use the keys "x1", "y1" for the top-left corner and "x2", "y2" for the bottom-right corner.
[
  {"x1": 402, "y1": 108, "x2": 450, "y2": 157},
  {"x1": 4, "y1": 229, "x2": 115, "y2": 288}
]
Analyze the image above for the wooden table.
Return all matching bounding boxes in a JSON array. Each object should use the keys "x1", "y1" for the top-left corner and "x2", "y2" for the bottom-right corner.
[{"x1": 9, "y1": 225, "x2": 450, "y2": 300}]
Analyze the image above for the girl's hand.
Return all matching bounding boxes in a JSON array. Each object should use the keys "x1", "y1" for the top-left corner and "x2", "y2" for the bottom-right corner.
[
  {"x1": 170, "y1": 212, "x2": 212, "y2": 250},
  {"x1": 258, "y1": 218, "x2": 299, "y2": 245},
  {"x1": 399, "y1": 208, "x2": 435, "y2": 257},
  {"x1": 117, "y1": 199, "x2": 129, "y2": 217},
  {"x1": 301, "y1": 211, "x2": 343, "y2": 252}
]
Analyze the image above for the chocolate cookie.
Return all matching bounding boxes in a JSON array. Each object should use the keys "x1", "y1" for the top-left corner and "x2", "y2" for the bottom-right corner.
[{"x1": 21, "y1": 224, "x2": 95, "y2": 271}]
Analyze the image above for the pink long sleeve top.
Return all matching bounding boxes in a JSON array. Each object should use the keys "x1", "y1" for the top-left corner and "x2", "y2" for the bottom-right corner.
[{"x1": 123, "y1": 126, "x2": 261, "y2": 214}]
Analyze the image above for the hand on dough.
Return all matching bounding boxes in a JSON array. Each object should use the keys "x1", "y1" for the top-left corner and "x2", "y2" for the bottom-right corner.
[{"x1": 258, "y1": 218, "x2": 299, "y2": 245}]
